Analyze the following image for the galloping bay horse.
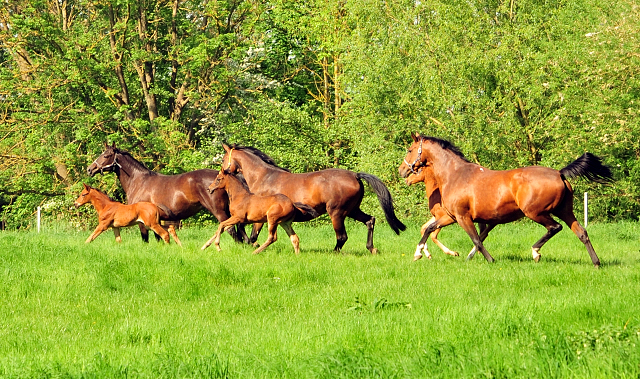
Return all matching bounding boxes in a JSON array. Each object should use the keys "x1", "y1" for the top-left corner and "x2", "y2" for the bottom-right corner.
[
  {"x1": 87, "y1": 142, "x2": 246, "y2": 244},
  {"x1": 74, "y1": 183, "x2": 174, "y2": 244},
  {"x1": 399, "y1": 133, "x2": 613, "y2": 266},
  {"x1": 220, "y1": 144, "x2": 406, "y2": 253},
  {"x1": 201, "y1": 169, "x2": 319, "y2": 254}
]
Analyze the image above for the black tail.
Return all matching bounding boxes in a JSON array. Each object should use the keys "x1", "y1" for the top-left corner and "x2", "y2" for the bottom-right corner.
[
  {"x1": 293, "y1": 203, "x2": 320, "y2": 219},
  {"x1": 560, "y1": 153, "x2": 614, "y2": 184},
  {"x1": 356, "y1": 172, "x2": 406, "y2": 235}
]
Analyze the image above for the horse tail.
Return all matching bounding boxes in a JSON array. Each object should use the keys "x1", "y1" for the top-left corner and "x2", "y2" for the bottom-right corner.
[
  {"x1": 356, "y1": 172, "x2": 407, "y2": 235},
  {"x1": 559, "y1": 153, "x2": 614, "y2": 184},
  {"x1": 293, "y1": 203, "x2": 320, "y2": 219}
]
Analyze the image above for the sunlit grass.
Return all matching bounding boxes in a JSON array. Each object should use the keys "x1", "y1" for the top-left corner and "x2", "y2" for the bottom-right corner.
[{"x1": 0, "y1": 220, "x2": 638, "y2": 377}]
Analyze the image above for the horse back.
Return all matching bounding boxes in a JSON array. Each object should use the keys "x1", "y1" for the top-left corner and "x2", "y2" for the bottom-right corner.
[
  {"x1": 126, "y1": 169, "x2": 220, "y2": 220},
  {"x1": 256, "y1": 169, "x2": 361, "y2": 211}
]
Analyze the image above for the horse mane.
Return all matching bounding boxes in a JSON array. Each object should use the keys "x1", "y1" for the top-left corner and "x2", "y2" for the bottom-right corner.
[
  {"x1": 418, "y1": 135, "x2": 470, "y2": 163},
  {"x1": 228, "y1": 144, "x2": 291, "y2": 172},
  {"x1": 113, "y1": 148, "x2": 155, "y2": 174}
]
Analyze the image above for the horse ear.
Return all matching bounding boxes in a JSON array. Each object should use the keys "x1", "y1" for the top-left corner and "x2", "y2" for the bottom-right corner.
[
  {"x1": 83, "y1": 183, "x2": 90, "y2": 190},
  {"x1": 222, "y1": 144, "x2": 230, "y2": 152},
  {"x1": 111, "y1": 141, "x2": 116, "y2": 148},
  {"x1": 104, "y1": 141, "x2": 108, "y2": 149},
  {"x1": 411, "y1": 132, "x2": 419, "y2": 142}
]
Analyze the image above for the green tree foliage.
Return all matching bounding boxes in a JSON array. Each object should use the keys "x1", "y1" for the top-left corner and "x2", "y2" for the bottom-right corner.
[{"x1": 0, "y1": 0, "x2": 638, "y2": 227}]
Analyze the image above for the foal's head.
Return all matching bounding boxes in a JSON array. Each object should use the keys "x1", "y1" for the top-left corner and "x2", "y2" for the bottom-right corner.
[
  {"x1": 74, "y1": 183, "x2": 95, "y2": 208},
  {"x1": 208, "y1": 169, "x2": 230, "y2": 193}
]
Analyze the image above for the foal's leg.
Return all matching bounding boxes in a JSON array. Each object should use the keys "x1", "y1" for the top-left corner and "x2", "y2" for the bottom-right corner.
[
  {"x1": 166, "y1": 224, "x2": 182, "y2": 246},
  {"x1": 527, "y1": 214, "x2": 563, "y2": 263},
  {"x1": 208, "y1": 189, "x2": 248, "y2": 244},
  {"x1": 348, "y1": 208, "x2": 377, "y2": 254},
  {"x1": 201, "y1": 217, "x2": 242, "y2": 251},
  {"x1": 279, "y1": 221, "x2": 300, "y2": 255},
  {"x1": 252, "y1": 221, "x2": 278, "y2": 255},
  {"x1": 416, "y1": 216, "x2": 456, "y2": 261},
  {"x1": 86, "y1": 222, "x2": 110, "y2": 243},
  {"x1": 148, "y1": 223, "x2": 171, "y2": 244}
]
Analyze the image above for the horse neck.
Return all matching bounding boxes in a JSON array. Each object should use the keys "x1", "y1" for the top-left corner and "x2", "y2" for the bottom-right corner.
[
  {"x1": 422, "y1": 172, "x2": 440, "y2": 197},
  {"x1": 114, "y1": 153, "x2": 152, "y2": 195},
  {"x1": 423, "y1": 144, "x2": 470, "y2": 187},
  {"x1": 87, "y1": 190, "x2": 115, "y2": 214},
  {"x1": 236, "y1": 151, "x2": 284, "y2": 187},
  {"x1": 223, "y1": 175, "x2": 251, "y2": 203}
]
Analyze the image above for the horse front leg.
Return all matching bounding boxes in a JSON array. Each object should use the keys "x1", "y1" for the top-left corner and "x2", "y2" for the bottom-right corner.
[
  {"x1": 250, "y1": 223, "x2": 264, "y2": 246},
  {"x1": 201, "y1": 217, "x2": 241, "y2": 251},
  {"x1": 86, "y1": 223, "x2": 109, "y2": 243},
  {"x1": 466, "y1": 223, "x2": 495, "y2": 260},
  {"x1": 458, "y1": 217, "x2": 494, "y2": 263}
]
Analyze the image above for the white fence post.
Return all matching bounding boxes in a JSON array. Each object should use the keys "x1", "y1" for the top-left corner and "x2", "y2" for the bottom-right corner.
[
  {"x1": 37, "y1": 206, "x2": 41, "y2": 233},
  {"x1": 583, "y1": 192, "x2": 588, "y2": 228}
]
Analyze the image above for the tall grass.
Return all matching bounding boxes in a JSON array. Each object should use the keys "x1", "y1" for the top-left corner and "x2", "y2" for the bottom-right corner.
[{"x1": 0, "y1": 220, "x2": 639, "y2": 378}]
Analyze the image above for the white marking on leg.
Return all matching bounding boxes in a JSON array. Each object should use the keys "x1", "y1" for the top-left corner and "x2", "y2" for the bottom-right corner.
[
  {"x1": 532, "y1": 247, "x2": 541, "y2": 262},
  {"x1": 414, "y1": 244, "x2": 424, "y2": 260},
  {"x1": 467, "y1": 246, "x2": 477, "y2": 260}
]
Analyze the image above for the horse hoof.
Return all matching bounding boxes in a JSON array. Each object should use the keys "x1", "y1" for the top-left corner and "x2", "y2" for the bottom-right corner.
[
  {"x1": 533, "y1": 256, "x2": 541, "y2": 263},
  {"x1": 413, "y1": 254, "x2": 423, "y2": 262},
  {"x1": 370, "y1": 248, "x2": 378, "y2": 255}
]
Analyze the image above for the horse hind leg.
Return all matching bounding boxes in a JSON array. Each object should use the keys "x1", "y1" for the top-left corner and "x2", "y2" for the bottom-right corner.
[
  {"x1": 167, "y1": 224, "x2": 182, "y2": 246},
  {"x1": 280, "y1": 221, "x2": 300, "y2": 255},
  {"x1": 148, "y1": 222, "x2": 170, "y2": 244},
  {"x1": 113, "y1": 227, "x2": 122, "y2": 243},
  {"x1": 528, "y1": 214, "x2": 563, "y2": 263},
  {"x1": 252, "y1": 222, "x2": 278, "y2": 255},
  {"x1": 554, "y1": 208, "x2": 600, "y2": 267},
  {"x1": 348, "y1": 208, "x2": 376, "y2": 254}
]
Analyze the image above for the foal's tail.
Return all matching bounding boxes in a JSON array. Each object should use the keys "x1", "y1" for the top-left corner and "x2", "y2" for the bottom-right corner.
[
  {"x1": 356, "y1": 173, "x2": 407, "y2": 235},
  {"x1": 560, "y1": 153, "x2": 614, "y2": 184},
  {"x1": 293, "y1": 203, "x2": 320, "y2": 219}
]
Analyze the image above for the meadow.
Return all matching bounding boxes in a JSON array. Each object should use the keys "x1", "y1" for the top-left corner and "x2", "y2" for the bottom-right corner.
[{"x1": 0, "y1": 219, "x2": 639, "y2": 378}]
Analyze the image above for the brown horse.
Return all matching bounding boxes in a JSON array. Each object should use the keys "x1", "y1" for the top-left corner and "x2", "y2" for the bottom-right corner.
[
  {"x1": 74, "y1": 183, "x2": 175, "y2": 244},
  {"x1": 201, "y1": 169, "x2": 319, "y2": 254},
  {"x1": 399, "y1": 133, "x2": 613, "y2": 266},
  {"x1": 87, "y1": 142, "x2": 247, "y2": 244},
  {"x1": 220, "y1": 144, "x2": 406, "y2": 253},
  {"x1": 405, "y1": 166, "x2": 487, "y2": 261}
]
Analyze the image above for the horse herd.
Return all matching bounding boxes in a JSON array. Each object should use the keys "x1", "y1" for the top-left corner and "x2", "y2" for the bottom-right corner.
[{"x1": 80, "y1": 134, "x2": 613, "y2": 267}]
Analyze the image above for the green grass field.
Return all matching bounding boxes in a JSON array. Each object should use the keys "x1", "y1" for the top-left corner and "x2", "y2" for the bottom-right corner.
[{"x1": 0, "y1": 220, "x2": 639, "y2": 378}]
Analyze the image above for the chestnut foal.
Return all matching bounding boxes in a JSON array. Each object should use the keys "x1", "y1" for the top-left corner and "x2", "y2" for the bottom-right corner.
[
  {"x1": 405, "y1": 166, "x2": 488, "y2": 261},
  {"x1": 201, "y1": 170, "x2": 318, "y2": 254},
  {"x1": 75, "y1": 183, "x2": 178, "y2": 245}
]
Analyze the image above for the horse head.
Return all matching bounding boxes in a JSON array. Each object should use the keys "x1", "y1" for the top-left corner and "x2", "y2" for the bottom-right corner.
[
  {"x1": 74, "y1": 183, "x2": 93, "y2": 207},
  {"x1": 208, "y1": 169, "x2": 228, "y2": 193},
  {"x1": 221, "y1": 144, "x2": 242, "y2": 175},
  {"x1": 399, "y1": 132, "x2": 426, "y2": 179},
  {"x1": 87, "y1": 142, "x2": 120, "y2": 177}
]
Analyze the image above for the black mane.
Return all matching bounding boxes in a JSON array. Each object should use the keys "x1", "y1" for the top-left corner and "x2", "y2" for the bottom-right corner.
[
  {"x1": 418, "y1": 135, "x2": 470, "y2": 163},
  {"x1": 112, "y1": 148, "x2": 154, "y2": 174},
  {"x1": 229, "y1": 144, "x2": 291, "y2": 172}
]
